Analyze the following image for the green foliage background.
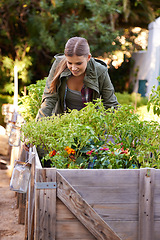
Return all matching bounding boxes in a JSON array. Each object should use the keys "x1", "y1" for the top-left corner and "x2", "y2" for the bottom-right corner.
[
  {"x1": 0, "y1": 0, "x2": 159, "y2": 126},
  {"x1": 0, "y1": 0, "x2": 159, "y2": 95}
]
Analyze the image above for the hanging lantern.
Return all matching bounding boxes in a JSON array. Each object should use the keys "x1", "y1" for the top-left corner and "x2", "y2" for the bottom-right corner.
[
  {"x1": 9, "y1": 124, "x2": 21, "y2": 147},
  {"x1": 10, "y1": 161, "x2": 31, "y2": 193},
  {"x1": 2, "y1": 104, "x2": 9, "y2": 115},
  {"x1": 15, "y1": 113, "x2": 25, "y2": 128},
  {"x1": 4, "y1": 112, "x2": 13, "y2": 123},
  {"x1": 2, "y1": 104, "x2": 14, "y2": 115},
  {"x1": 5, "y1": 122, "x2": 13, "y2": 136}
]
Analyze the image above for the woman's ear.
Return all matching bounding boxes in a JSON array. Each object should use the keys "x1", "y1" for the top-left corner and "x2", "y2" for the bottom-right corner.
[{"x1": 87, "y1": 54, "x2": 91, "y2": 62}]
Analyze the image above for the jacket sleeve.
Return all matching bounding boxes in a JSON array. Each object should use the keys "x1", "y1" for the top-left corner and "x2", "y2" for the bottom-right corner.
[
  {"x1": 99, "y1": 69, "x2": 119, "y2": 109},
  {"x1": 36, "y1": 60, "x2": 59, "y2": 121}
]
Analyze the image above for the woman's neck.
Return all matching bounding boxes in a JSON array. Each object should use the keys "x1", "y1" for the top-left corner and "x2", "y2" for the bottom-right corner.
[{"x1": 67, "y1": 73, "x2": 85, "y2": 92}]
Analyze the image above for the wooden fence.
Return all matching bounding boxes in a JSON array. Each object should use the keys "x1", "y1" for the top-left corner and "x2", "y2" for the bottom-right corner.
[{"x1": 22, "y1": 147, "x2": 160, "y2": 240}]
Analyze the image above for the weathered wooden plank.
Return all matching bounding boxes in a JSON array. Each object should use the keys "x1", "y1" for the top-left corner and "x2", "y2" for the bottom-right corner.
[
  {"x1": 57, "y1": 171, "x2": 122, "y2": 240},
  {"x1": 27, "y1": 153, "x2": 35, "y2": 240},
  {"x1": 57, "y1": 199, "x2": 95, "y2": 239},
  {"x1": 154, "y1": 221, "x2": 160, "y2": 240},
  {"x1": 57, "y1": 199, "x2": 137, "y2": 223},
  {"x1": 67, "y1": 186, "x2": 138, "y2": 204},
  {"x1": 57, "y1": 198, "x2": 76, "y2": 220},
  {"x1": 92, "y1": 203, "x2": 138, "y2": 221},
  {"x1": 25, "y1": 191, "x2": 28, "y2": 240},
  {"x1": 138, "y1": 168, "x2": 155, "y2": 240},
  {"x1": 153, "y1": 169, "x2": 160, "y2": 187},
  {"x1": 107, "y1": 221, "x2": 138, "y2": 240},
  {"x1": 18, "y1": 145, "x2": 28, "y2": 162},
  {"x1": 154, "y1": 203, "x2": 160, "y2": 221},
  {"x1": 56, "y1": 221, "x2": 96, "y2": 239},
  {"x1": 57, "y1": 199, "x2": 138, "y2": 221},
  {"x1": 18, "y1": 193, "x2": 26, "y2": 224},
  {"x1": 35, "y1": 168, "x2": 56, "y2": 240},
  {"x1": 153, "y1": 187, "x2": 160, "y2": 203},
  {"x1": 58, "y1": 169, "x2": 139, "y2": 187},
  {"x1": 33, "y1": 146, "x2": 42, "y2": 169}
]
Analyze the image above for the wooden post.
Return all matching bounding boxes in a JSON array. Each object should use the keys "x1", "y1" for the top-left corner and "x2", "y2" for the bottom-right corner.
[
  {"x1": 35, "y1": 168, "x2": 56, "y2": 240},
  {"x1": 25, "y1": 191, "x2": 28, "y2": 240},
  {"x1": 139, "y1": 168, "x2": 155, "y2": 240},
  {"x1": 27, "y1": 153, "x2": 36, "y2": 240},
  {"x1": 18, "y1": 193, "x2": 26, "y2": 224}
]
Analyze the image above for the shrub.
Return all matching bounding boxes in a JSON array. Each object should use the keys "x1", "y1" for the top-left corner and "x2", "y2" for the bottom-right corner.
[
  {"x1": 147, "y1": 76, "x2": 160, "y2": 116},
  {"x1": 21, "y1": 99, "x2": 160, "y2": 169},
  {"x1": 18, "y1": 79, "x2": 46, "y2": 122},
  {"x1": 116, "y1": 92, "x2": 148, "y2": 107}
]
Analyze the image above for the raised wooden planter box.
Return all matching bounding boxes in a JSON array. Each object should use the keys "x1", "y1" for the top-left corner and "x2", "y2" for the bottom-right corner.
[{"x1": 25, "y1": 147, "x2": 160, "y2": 240}]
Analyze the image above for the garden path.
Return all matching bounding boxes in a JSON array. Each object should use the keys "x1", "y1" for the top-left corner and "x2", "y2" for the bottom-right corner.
[{"x1": 0, "y1": 155, "x2": 25, "y2": 240}]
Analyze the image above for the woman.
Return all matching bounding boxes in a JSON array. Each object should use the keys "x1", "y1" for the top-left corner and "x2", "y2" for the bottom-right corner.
[
  {"x1": 24, "y1": 37, "x2": 119, "y2": 161},
  {"x1": 36, "y1": 36, "x2": 119, "y2": 120}
]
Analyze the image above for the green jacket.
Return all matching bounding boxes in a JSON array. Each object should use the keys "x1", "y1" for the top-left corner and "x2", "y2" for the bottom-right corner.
[{"x1": 36, "y1": 55, "x2": 119, "y2": 120}]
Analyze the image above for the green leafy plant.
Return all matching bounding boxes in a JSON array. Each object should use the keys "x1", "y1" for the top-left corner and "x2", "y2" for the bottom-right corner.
[
  {"x1": 147, "y1": 76, "x2": 160, "y2": 116},
  {"x1": 18, "y1": 78, "x2": 46, "y2": 122},
  {"x1": 21, "y1": 99, "x2": 160, "y2": 169},
  {"x1": 115, "y1": 92, "x2": 148, "y2": 107}
]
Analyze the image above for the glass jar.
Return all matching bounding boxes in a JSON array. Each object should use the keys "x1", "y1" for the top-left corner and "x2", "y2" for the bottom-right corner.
[
  {"x1": 9, "y1": 124, "x2": 21, "y2": 147},
  {"x1": 10, "y1": 161, "x2": 31, "y2": 193},
  {"x1": 5, "y1": 122, "x2": 13, "y2": 136}
]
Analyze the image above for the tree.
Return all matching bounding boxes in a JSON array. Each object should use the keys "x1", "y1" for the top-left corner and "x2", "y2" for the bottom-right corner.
[
  {"x1": 119, "y1": 0, "x2": 160, "y2": 28},
  {"x1": 0, "y1": 0, "x2": 159, "y2": 95},
  {"x1": 0, "y1": 0, "x2": 122, "y2": 94}
]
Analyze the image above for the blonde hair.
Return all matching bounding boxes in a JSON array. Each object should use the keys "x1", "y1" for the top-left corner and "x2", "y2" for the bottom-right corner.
[{"x1": 50, "y1": 37, "x2": 90, "y2": 92}]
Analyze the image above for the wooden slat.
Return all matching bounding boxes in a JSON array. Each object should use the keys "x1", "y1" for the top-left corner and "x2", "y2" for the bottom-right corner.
[
  {"x1": 57, "y1": 198, "x2": 76, "y2": 221},
  {"x1": 154, "y1": 169, "x2": 160, "y2": 187},
  {"x1": 33, "y1": 145, "x2": 42, "y2": 169},
  {"x1": 18, "y1": 193, "x2": 26, "y2": 224},
  {"x1": 25, "y1": 191, "x2": 28, "y2": 240},
  {"x1": 57, "y1": 199, "x2": 138, "y2": 221},
  {"x1": 56, "y1": 222, "x2": 96, "y2": 239},
  {"x1": 57, "y1": 199, "x2": 95, "y2": 239},
  {"x1": 35, "y1": 168, "x2": 56, "y2": 240},
  {"x1": 27, "y1": 153, "x2": 35, "y2": 240},
  {"x1": 153, "y1": 187, "x2": 160, "y2": 203},
  {"x1": 91, "y1": 203, "x2": 138, "y2": 221},
  {"x1": 57, "y1": 171, "x2": 122, "y2": 240},
  {"x1": 70, "y1": 186, "x2": 139, "y2": 204},
  {"x1": 154, "y1": 203, "x2": 160, "y2": 221},
  {"x1": 154, "y1": 221, "x2": 160, "y2": 240},
  {"x1": 107, "y1": 221, "x2": 138, "y2": 240},
  {"x1": 138, "y1": 168, "x2": 155, "y2": 240},
  {"x1": 58, "y1": 169, "x2": 139, "y2": 187}
]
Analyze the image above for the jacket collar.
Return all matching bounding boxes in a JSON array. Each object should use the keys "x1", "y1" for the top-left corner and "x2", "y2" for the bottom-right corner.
[{"x1": 59, "y1": 58, "x2": 99, "y2": 93}]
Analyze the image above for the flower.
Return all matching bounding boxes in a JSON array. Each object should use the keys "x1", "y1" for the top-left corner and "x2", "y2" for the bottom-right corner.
[
  {"x1": 120, "y1": 147, "x2": 129, "y2": 155},
  {"x1": 100, "y1": 147, "x2": 109, "y2": 151},
  {"x1": 65, "y1": 146, "x2": 76, "y2": 155},
  {"x1": 86, "y1": 149, "x2": 94, "y2": 155},
  {"x1": 49, "y1": 150, "x2": 57, "y2": 157},
  {"x1": 69, "y1": 155, "x2": 76, "y2": 162}
]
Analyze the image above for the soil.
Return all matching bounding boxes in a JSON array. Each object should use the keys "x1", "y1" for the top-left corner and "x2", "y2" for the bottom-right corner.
[{"x1": 0, "y1": 155, "x2": 25, "y2": 240}]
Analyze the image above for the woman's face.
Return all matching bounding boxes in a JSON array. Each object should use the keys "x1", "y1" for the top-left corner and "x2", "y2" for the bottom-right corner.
[{"x1": 66, "y1": 54, "x2": 91, "y2": 77}]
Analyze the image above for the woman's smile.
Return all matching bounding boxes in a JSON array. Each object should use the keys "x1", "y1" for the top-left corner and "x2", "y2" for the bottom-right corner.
[{"x1": 66, "y1": 54, "x2": 91, "y2": 76}]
